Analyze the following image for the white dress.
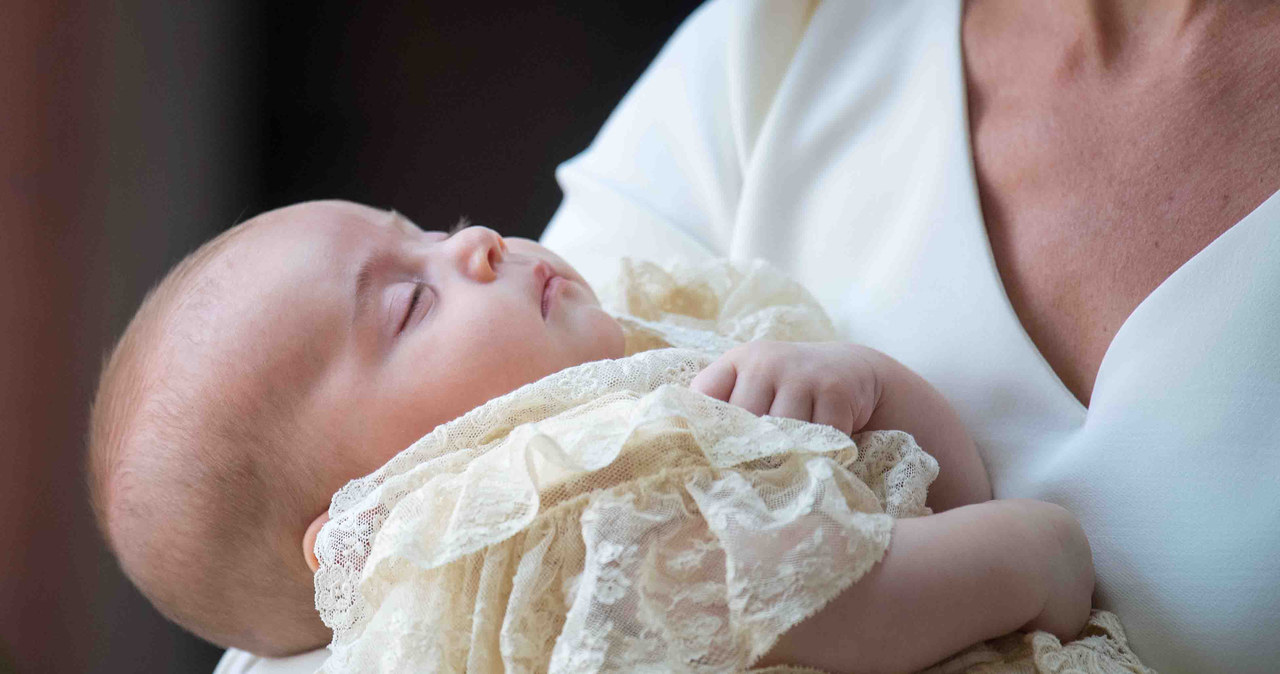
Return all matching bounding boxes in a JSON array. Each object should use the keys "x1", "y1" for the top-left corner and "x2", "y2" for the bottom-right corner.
[
  {"x1": 215, "y1": 1, "x2": 1278, "y2": 671},
  {"x1": 540, "y1": 1, "x2": 1280, "y2": 673}
]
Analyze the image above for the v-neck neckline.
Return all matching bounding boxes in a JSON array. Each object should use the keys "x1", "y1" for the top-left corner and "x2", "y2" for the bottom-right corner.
[{"x1": 946, "y1": 0, "x2": 1280, "y2": 418}]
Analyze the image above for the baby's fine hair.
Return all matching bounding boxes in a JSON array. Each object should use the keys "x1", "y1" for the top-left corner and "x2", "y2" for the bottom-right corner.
[{"x1": 87, "y1": 222, "x2": 333, "y2": 656}]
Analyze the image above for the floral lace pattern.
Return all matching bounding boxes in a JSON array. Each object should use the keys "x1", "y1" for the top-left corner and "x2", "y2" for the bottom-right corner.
[
  {"x1": 311, "y1": 258, "x2": 1148, "y2": 673},
  {"x1": 313, "y1": 348, "x2": 934, "y2": 673},
  {"x1": 923, "y1": 610, "x2": 1154, "y2": 674}
]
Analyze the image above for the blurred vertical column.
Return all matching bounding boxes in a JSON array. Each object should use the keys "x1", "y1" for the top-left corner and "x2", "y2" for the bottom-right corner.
[{"x1": 0, "y1": 1, "x2": 258, "y2": 672}]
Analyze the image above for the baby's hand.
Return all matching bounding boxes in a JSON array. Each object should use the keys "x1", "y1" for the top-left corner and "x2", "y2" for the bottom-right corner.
[
  {"x1": 695, "y1": 340, "x2": 993, "y2": 510},
  {"x1": 690, "y1": 341, "x2": 882, "y2": 436}
]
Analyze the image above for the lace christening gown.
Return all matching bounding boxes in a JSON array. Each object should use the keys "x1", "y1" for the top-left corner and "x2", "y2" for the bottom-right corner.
[{"x1": 311, "y1": 259, "x2": 1150, "y2": 673}]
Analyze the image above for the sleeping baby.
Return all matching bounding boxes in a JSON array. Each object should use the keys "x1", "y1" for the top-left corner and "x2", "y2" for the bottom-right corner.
[{"x1": 89, "y1": 200, "x2": 1149, "y2": 673}]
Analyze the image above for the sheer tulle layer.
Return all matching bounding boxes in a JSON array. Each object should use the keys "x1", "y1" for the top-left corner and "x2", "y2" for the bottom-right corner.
[
  {"x1": 313, "y1": 346, "x2": 937, "y2": 672},
  {"x1": 311, "y1": 258, "x2": 1149, "y2": 673}
]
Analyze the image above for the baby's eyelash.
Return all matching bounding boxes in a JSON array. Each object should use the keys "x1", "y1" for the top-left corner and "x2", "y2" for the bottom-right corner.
[
  {"x1": 399, "y1": 282, "x2": 425, "y2": 334},
  {"x1": 449, "y1": 217, "x2": 471, "y2": 235}
]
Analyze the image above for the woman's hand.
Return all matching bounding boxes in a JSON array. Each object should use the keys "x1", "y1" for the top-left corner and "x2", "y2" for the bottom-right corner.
[{"x1": 690, "y1": 341, "x2": 883, "y2": 436}]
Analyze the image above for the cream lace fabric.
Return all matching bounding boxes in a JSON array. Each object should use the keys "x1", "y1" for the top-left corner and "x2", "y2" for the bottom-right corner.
[
  {"x1": 311, "y1": 259, "x2": 1149, "y2": 673},
  {"x1": 923, "y1": 611, "x2": 1153, "y2": 674}
]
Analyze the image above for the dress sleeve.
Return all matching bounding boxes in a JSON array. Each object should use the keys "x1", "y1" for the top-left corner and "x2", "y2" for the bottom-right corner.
[{"x1": 541, "y1": 0, "x2": 815, "y2": 288}]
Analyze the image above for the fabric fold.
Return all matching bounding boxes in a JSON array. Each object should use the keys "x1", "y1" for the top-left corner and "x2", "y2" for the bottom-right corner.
[{"x1": 310, "y1": 257, "x2": 1148, "y2": 673}]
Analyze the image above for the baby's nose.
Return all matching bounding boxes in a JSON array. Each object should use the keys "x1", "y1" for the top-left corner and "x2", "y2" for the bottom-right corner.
[{"x1": 448, "y1": 225, "x2": 506, "y2": 282}]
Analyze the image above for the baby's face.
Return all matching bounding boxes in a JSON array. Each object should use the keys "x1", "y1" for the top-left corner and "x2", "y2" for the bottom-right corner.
[{"x1": 216, "y1": 200, "x2": 624, "y2": 492}]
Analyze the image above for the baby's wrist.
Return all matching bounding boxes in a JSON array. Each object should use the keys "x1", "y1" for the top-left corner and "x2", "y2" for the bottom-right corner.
[
  {"x1": 855, "y1": 345, "x2": 916, "y2": 424},
  {"x1": 829, "y1": 342, "x2": 886, "y2": 402},
  {"x1": 1013, "y1": 500, "x2": 1095, "y2": 639},
  {"x1": 971, "y1": 500, "x2": 1059, "y2": 627}
]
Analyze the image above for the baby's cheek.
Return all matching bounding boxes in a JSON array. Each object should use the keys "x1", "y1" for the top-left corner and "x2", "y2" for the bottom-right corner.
[
  {"x1": 567, "y1": 309, "x2": 624, "y2": 364},
  {"x1": 596, "y1": 313, "x2": 626, "y2": 359}
]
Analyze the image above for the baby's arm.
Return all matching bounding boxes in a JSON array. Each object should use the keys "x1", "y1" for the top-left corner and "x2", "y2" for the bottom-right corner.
[
  {"x1": 758, "y1": 499, "x2": 1095, "y2": 673},
  {"x1": 691, "y1": 341, "x2": 990, "y2": 510},
  {"x1": 694, "y1": 343, "x2": 1093, "y2": 669},
  {"x1": 862, "y1": 348, "x2": 991, "y2": 510}
]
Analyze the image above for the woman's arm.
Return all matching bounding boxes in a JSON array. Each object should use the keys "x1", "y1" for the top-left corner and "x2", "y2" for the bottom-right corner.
[
  {"x1": 541, "y1": 0, "x2": 816, "y2": 287},
  {"x1": 758, "y1": 499, "x2": 1095, "y2": 673}
]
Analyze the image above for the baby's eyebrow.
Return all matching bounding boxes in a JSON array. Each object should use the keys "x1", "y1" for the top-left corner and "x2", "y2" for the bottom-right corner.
[
  {"x1": 385, "y1": 210, "x2": 421, "y2": 235},
  {"x1": 352, "y1": 251, "x2": 384, "y2": 325}
]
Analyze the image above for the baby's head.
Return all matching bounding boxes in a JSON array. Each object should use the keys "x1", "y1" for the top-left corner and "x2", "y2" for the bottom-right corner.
[{"x1": 87, "y1": 200, "x2": 623, "y2": 655}]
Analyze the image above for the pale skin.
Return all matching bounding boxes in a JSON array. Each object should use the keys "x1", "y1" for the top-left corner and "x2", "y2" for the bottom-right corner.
[
  {"x1": 298, "y1": 331, "x2": 1092, "y2": 672},
  {"x1": 252, "y1": 202, "x2": 1091, "y2": 670},
  {"x1": 964, "y1": 0, "x2": 1280, "y2": 406},
  {"x1": 125, "y1": 0, "x2": 1278, "y2": 663},
  {"x1": 690, "y1": 343, "x2": 1091, "y2": 672},
  {"x1": 205, "y1": 200, "x2": 627, "y2": 581},
  {"x1": 750, "y1": 1, "x2": 1280, "y2": 670},
  {"x1": 295, "y1": 2, "x2": 1278, "y2": 668},
  {"x1": 690, "y1": 342, "x2": 992, "y2": 512}
]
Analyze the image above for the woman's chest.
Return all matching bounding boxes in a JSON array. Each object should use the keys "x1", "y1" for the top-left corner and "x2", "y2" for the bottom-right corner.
[{"x1": 966, "y1": 64, "x2": 1280, "y2": 404}]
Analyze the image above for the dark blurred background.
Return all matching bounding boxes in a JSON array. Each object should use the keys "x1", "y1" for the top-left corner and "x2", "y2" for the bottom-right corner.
[{"x1": 0, "y1": 2, "x2": 701, "y2": 671}]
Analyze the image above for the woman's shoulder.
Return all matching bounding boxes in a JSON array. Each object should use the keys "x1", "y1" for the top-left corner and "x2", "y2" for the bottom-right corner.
[
  {"x1": 543, "y1": 0, "x2": 818, "y2": 282},
  {"x1": 543, "y1": 0, "x2": 961, "y2": 289}
]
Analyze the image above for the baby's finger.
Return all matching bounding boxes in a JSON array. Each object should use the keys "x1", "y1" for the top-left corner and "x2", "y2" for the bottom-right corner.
[
  {"x1": 690, "y1": 359, "x2": 737, "y2": 401},
  {"x1": 728, "y1": 374, "x2": 775, "y2": 417},
  {"x1": 768, "y1": 386, "x2": 813, "y2": 423},
  {"x1": 812, "y1": 394, "x2": 856, "y2": 436}
]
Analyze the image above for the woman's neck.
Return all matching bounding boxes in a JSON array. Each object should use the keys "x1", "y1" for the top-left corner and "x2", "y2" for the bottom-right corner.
[{"x1": 967, "y1": 0, "x2": 1276, "y2": 77}]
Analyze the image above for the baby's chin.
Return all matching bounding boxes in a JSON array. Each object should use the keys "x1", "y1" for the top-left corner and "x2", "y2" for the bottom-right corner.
[
  {"x1": 597, "y1": 312, "x2": 626, "y2": 359},
  {"x1": 566, "y1": 306, "x2": 626, "y2": 364}
]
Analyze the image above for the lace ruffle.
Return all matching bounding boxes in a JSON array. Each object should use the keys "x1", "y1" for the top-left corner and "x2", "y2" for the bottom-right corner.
[
  {"x1": 313, "y1": 349, "x2": 937, "y2": 672},
  {"x1": 311, "y1": 258, "x2": 1149, "y2": 673}
]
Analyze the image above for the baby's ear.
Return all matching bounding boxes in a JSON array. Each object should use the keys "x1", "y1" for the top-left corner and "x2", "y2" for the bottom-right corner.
[{"x1": 302, "y1": 511, "x2": 330, "y2": 572}]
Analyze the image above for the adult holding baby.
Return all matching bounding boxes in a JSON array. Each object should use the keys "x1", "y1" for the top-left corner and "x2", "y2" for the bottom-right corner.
[{"x1": 542, "y1": 1, "x2": 1280, "y2": 673}]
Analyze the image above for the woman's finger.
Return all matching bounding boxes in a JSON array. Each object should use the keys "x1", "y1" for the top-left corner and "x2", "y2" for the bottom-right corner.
[
  {"x1": 768, "y1": 385, "x2": 814, "y2": 423},
  {"x1": 690, "y1": 358, "x2": 737, "y2": 401}
]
